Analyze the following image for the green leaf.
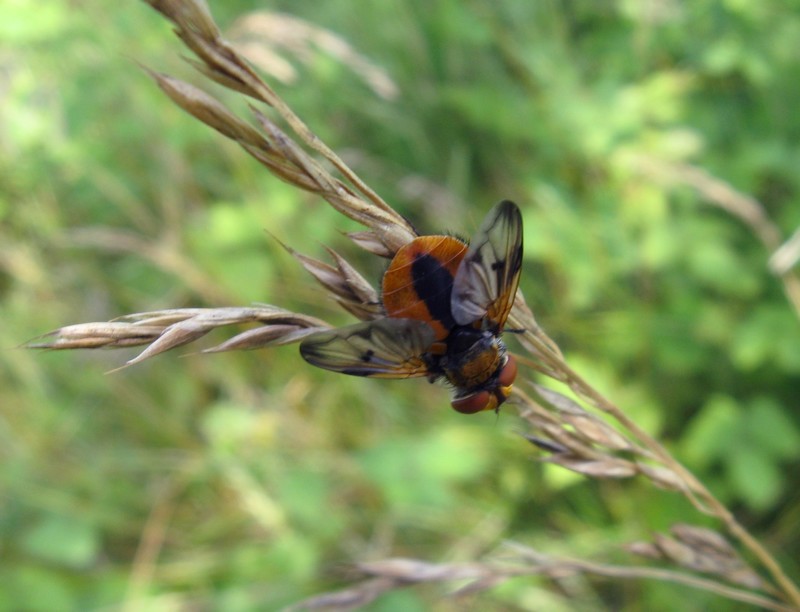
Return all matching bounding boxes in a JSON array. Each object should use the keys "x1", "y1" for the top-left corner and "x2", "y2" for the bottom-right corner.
[
  {"x1": 727, "y1": 445, "x2": 783, "y2": 511},
  {"x1": 681, "y1": 395, "x2": 740, "y2": 467},
  {"x1": 356, "y1": 427, "x2": 488, "y2": 509},
  {"x1": 415, "y1": 427, "x2": 490, "y2": 481},
  {"x1": 732, "y1": 305, "x2": 800, "y2": 371},
  {"x1": 277, "y1": 470, "x2": 337, "y2": 536},
  {"x1": 21, "y1": 516, "x2": 99, "y2": 568},
  {"x1": 0, "y1": 565, "x2": 76, "y2": 612},
  {"x1": 746, "y1": 396, "x2": 800, "y2": 461}
]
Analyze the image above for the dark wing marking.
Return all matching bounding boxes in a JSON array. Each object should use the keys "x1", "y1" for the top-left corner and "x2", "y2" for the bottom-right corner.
[
  {"x1": 450, "y1": 200, "x2": 523, "y2": 330},
  {"x1": 299, "y1": 318, "x2": 436, "y2": 378}
]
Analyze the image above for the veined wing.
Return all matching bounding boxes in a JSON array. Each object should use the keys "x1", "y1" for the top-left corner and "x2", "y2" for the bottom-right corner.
[
  {"x1": 299, "y1": 318, "x2": 436, "y2": 378},
  {"x1": 450, "y1": 200, "x2": 523, "y2": 331}
]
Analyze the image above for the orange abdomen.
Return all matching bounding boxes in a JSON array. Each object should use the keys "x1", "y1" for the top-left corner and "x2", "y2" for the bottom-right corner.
[{"x1": 381, "y1": 235, "x2": 468, "y2": 340}]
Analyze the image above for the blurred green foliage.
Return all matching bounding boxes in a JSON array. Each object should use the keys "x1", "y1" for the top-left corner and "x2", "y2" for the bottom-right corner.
[{"x1": 2, "y1": 0, "x2": 799, "y2": 609}]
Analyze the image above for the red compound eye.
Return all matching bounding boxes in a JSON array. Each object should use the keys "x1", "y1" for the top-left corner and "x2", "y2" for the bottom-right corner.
[
  {"x1": 497, "y1": 355, "x2": 517, "y2": 389},
  {"x1": 451, "y1": 390, "x2": 492, "y2": 414}
]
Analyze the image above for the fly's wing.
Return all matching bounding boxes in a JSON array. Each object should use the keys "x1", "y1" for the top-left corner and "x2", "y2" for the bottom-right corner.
[
  {"x1": 299, "y1": 318, "x2": 436, "y2": 378},
  {"x1": 450, "y1": 200, "x2": 523, "y2": 331}
]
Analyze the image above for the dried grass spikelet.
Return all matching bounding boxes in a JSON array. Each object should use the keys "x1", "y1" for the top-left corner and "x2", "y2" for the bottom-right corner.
[
  {"x1": 516, "y1": 383, "x2": 694, "y2": 492},
  {"x1": 144, "y1": 0, "x2": 416, "y2": 256},
  {"x1": 287, "y1": 544, "x2": 785, "y2": 612},
  {"x1": 271, "y1": 234, "x2": 384, "y2": 321},
  {"x1": 626, "y1": 524, "x2": 767, "y2": 591},
  {"x1": 27, "y1": 307, "x2": 330, "y2": 368}
]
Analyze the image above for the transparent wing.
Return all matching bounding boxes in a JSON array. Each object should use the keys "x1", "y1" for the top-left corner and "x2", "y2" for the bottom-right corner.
[
  {"x1": 450, "y1": 200, "x2": 523, "y2": 330},
  {"x1": 299, "y1": 318, "x2": 436, "y2": 378}
]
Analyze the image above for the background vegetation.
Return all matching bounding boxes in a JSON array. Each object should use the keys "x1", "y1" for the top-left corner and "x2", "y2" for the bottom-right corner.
[{"x1": 2, "y1": 0, "x2": 799, "y2": 609}]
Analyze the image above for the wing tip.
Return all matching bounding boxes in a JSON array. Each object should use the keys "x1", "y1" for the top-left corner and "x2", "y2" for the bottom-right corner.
[{"x1": 496, "y1": 199, "x2": 522, "y2": 224}]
